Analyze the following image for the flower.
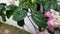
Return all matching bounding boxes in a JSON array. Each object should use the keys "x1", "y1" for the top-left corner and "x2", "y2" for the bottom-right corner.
[
  {"x1": 44, "y1": 11, "x2": 54, "y2": 19},
  {"x1": 37, "y1": 31, "x2": 43, "y2": 34},
  {"x1": 47, "y1": 19, "x2": 55, "y2": 32},
  {"x1": 44, "y1": 9, "x2": 60, "y2": 32},
  {"x1": 37, "y1": 30, "x2": 50, "y2": 34},
  {"x1": 54, "y1": 18, "x2": 60, "y2": 27},
  {"x1": 43, "y1": 30, "x2": 50, "y2": 34}
]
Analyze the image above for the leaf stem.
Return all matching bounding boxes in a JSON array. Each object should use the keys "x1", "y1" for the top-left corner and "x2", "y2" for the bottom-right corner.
[{"x1": 27, "y1": 15, "x2": 37, "y2": 32}]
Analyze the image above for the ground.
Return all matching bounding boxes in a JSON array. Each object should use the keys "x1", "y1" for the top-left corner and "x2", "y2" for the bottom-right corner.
[{"x1": 0, "y1": 22, "x2": 31, "y2": 34}]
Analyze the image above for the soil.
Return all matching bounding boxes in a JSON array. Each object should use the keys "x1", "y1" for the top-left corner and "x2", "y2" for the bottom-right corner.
[{"x1": 0, "y1": 22, "x2": 31, "y2": 34}]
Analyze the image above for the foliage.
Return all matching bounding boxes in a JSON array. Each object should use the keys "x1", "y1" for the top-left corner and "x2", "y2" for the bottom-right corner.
[
  {"x1": 17, "y1": 19, "x2": 25, "y2": 26},
  {"x1": 0, "y1": 0, "x2": 60, "y2": 34},
  {"x1": 6, "y1": 10, "x2": 14, "y2": 18},
  {"x1": 13, "y1": 10, "x2": 27, "y2": 21},
  {"x1": 0, "y1": 3, "x2": 6, "y2": 22},
  {"x1": 31, "y1": 13, "x2": 47, "y2": 28}
]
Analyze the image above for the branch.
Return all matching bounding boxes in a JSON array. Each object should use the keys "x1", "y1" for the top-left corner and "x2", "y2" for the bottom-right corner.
[{"x1": 27, "y1": 16, "x2": 37, "y2": 31}]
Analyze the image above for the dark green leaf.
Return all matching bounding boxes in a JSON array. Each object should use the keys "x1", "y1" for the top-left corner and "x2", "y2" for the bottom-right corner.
[
  {"x1": 19, "y1": 0, "x2": 25, "y2": 4},
  {"x1": 44, "y1": 0, "x2": 57, "y2": 11},
  {"x1": 6, "y1": 10, "x2": 14, "y2": 19},
  {"x1": 0, "y1": 5, "x2": 5, "y2": 15},
  {"x1": 32, "y1": 0, "x2": 40, "y2": 3},
  {"x1": 0, "y1": 5, "x2": 5, "y2": 12},
  {"x1": 31, "y1": 13, "x2": 47, "y2": 28},
  {"x1": 57, "y1": 5, "x2": 60, "y2": 11},
  {"x1": 13, "y1": 10, "x2": 27, "y2": 21},
  {"x1": 0, "y1": 3, "x2": 7, "y2": 6},
  {"x1": 55, "y1": 27, "x2": 59, "y2": 30},
  {"x1": 19, "y1": 2, "x2": 31, "y2": 9},
  {"x1": 1, "y1": 13, "x2": 6, "y2": 22},
  {"x1": 7, "y1": 5, "x2": 18, "y2": 10},
  {"x1": 17, "y1": 19, "x2": 25, "y2": 26},
  {"x1": 32, "y1": 0, "x2": 46, "y2": 4},
  {"x1": 32, "y1": 3, "x2": 37, "y2": 12}
]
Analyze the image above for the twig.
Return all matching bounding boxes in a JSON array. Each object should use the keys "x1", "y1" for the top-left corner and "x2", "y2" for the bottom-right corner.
[
  {"x1": 27, "y1": 16, "x2": 37, "y2": 31},
  {"x1": 25, "y1": 24, "x2": 32, "y2": 32}
]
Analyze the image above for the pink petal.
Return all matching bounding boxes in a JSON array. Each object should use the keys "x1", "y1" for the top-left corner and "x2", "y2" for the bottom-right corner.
[
  {"x1": 47, "y1": 19, "x2": 55, "y2": 32},
  {"x1": 37, "y1": 32, "x2": 44, "y2": 34},
  {"x1": 47, "y1": 19, "x2": 55, "y2": 26},
  {"x1": 44, "y1": 30, "x2": 50, "y2": 34},
  {"x1": 37, "y1": 30, "x2": 50, "y2": 34},
  {"x1": 48, "y1": 25, "x2": 54, "y2": 32},
  {"x1": 44, "y1": 12, "x2": 51, "y2": 18},
  {"x1": 44, "y1": 12, "x2": 54, "y2": 19}
]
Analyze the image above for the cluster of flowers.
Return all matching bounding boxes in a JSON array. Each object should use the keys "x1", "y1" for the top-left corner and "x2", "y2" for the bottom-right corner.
[{"x1": 37, "y1": 9, "x2": 60, "y2": 34}]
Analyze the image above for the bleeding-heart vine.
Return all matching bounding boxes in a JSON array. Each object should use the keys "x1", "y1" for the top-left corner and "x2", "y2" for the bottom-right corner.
[{"x1": 0, "y1": 0, "x2": 60, "y2": 34}]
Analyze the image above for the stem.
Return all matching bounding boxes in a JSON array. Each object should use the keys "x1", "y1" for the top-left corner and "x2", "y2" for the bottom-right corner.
[
  {"x1": 25, "y1": 24, "x2": 32, "y2": 32},
  {"x1": 27, "y1": 8, "x2": 39, "y2": 34},
  {"x1": 40, "y1": 4, "x2": 43, "y2": 13},
  {"x1": 27, "y1": 16, "x2": 37, "y2": 31}
]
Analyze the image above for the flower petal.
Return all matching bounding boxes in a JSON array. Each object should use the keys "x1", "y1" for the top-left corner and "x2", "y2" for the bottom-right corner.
[{"x1": 47, "y1": 20, "x2": 55, "y2": 32}]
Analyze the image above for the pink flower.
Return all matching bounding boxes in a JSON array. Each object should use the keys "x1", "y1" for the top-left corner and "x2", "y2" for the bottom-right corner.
[
  {"x1": 44, "y1": 11, "x2": 55, "y2": 32},
  {"x1": 37, "y1": 31, "x2": 43, "y2": 34},
  {"x1": 37, "y1": 30, "x2": 50, "y2": 34},
  {"x1": 44, "y1": 12, "x2": 54, "y2": 19},
  {"x1": 47, "y1": 19, "x2": 55, "y2": 32},
  {"x1": 44, "y1": 30, "x2": 50, "y2": 34}
]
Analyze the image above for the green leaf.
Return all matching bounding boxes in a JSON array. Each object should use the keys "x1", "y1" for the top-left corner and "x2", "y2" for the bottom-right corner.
[
  {"x1": 19, "y1": 2, "x2": 31, "y2": 9},
  {"x1": 6, "y1": 10, "x2": 14, "y2": 19},
  {"x1": 7, "y1": 5, "x2": 18, "y2": 10},
  {"x1": 32, "y1": 3, "x2": 37, "y2": 12},
  {"x1": 31, "y1": 13, "x2": 47, "y2": 28},
  {"x1": 44, "y1": 0, "x2": 57, "y2": 11},
  {"x1": 32, "y1": 0, "x2": 46, "y2": 4},
  {"x1": 0, "y1": 3, "x2": 7, "y2": 6},
  {"x1": 19, "y1": 0, "x2": 25, "y2": 4},
  {"x1": 32, "y1": 0, "x2": 40, "y2": 3},
  {"x1": 57, "y1": 5, "x2": 60, "y2": 11},
  {"x1": 1, "y1": 13, "x2": 6, "y2": 22},
  {"x1": 0, "y1": 4, "x2": 6, "y2": 22},
  {"x1": 17, "y1": 19, "x2": 25, "y2": 27},
  {"x1": 0, "y1": 5, "x2": 5, "y2": 14},
  {"x1": 13, "y1": 10, "x2": 27, "y2": 21}
]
